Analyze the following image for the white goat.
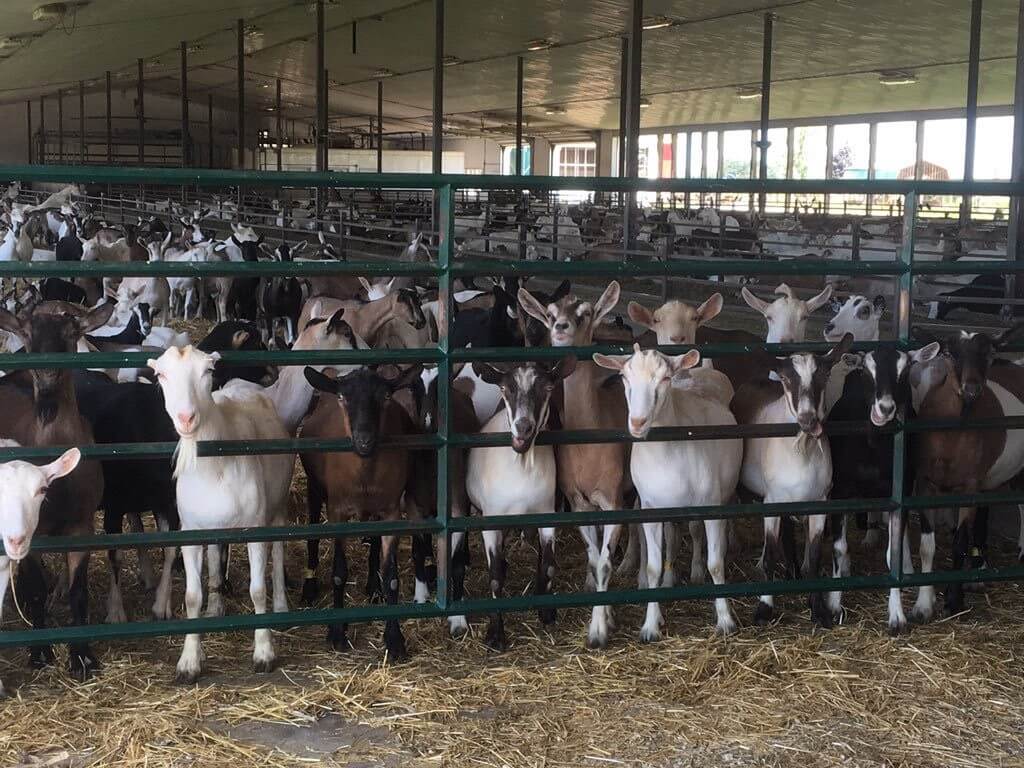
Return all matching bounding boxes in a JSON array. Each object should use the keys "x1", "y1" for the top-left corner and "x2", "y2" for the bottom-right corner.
[
  {"x1": 594, "y1": 346, "x2": 741, "y2": 639},
  {"x1": 0, "y1": 442, "x2": 81, "y2": 698},
  {"x1": 148, "y1": 346, "x2": 294, "y2": 683}
]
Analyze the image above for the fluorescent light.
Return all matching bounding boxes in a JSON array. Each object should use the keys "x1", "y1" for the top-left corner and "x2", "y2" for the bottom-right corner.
[
  {"x1": 544, "y1": 106, "x2": 566, "y2": 115},
  {"x1": 736, "y1": 86, "x2": 762, "y2": 100},
  {"x1": 261, "y1": 82, "x2": 270, "y2": 88},
  {"x1": 642, "y1": 15, "x2": 673, "y2": 30},
  {"x1": 639, "y1": 97, "x2": 651, "y2": 109},
  {"x1": 372, "y1": 67, "x2": 395, "y2": 78},
  {"x1": 187, "y1": 42, "x2": 205, "y2": 54},
  {"x1": 442, "y1": 55, "x2": 462, "y2": 66},
  {"x1": 878, "y1": 70, "x2": 917, "y2": 86},
  {"x1": 525, "y1": 38, "x2": 553, "y2": 51}
]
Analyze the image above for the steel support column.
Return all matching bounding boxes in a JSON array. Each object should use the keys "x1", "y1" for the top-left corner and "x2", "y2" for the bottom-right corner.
[
  {"x1": 624, "y1": 0, "x2": 643, "y2": 254},
  {"x1": 963, "y1": 0, "x2": 984, "y2": 225},
  {"x1": 1007, "y1": 0, "x2": 1024, "y2": 305},
  {"x1": 208, "y1": 94, "x2": 214, "y2": 168},
  {"x1": 181, "y1": 41, "x2": 190, "y2": 168},
  {"x1": 617, "y1": 36, "x2": 628, "y2": 180},
  {"x1": 26, "y1": 101, "x2": 32, "y2": 165},
  {"x1": 237, "y1": 19, "x2": 246, "y2": 171},
  {"x1": 105, "y1": 71, "x2": 112, "y2": 165},
  {"x1": 316, "y1": 0, "x2": 326, "y2": 218},
  {"x1": 137, "y1": 59, "x2": 145, "y2": 165},
  {"x1": 276, "y1": 80, "x2": 283, "y2": 172},
  {"x1": 57, "y1": 89, "x2": 63, "y2": 164},
  {"x1": 377, "y1": 80, "x2": 383, "y2": 174},
  {"x1": 431, "y1": 0, "x2": 445, "y2": 237},
  {"x1": 39, "y1": 96, "x2": 45, "y2": 165},
  {"x1": 867, "y1": 121, "x2": 878, "y2": 215},
  {"x1": 78, "y1": 81, "x2": 85, "y2": 165},
  {"x1": 515, "y1": 56, "x2": 524, "y2": 177},
  {"x1": 757, "y1": 12, "x2": 775, "y2": 214}
]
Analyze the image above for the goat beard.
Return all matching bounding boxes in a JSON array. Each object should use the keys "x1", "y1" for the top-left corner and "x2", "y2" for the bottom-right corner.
[
  {"x1": 173, "y1": 435, "x2": 199, "y2": 477},
  {"x1": 793, "y1": 430, "x2": 826, "y2": 457},
  {"x1": 34, "y1": 393, "x2": 60, "y2": 425}
]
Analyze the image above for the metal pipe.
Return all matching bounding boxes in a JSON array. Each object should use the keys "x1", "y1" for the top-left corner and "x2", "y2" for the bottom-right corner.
[
  {"x1": 617, "y1": 36, "x2": 628, "y2": 179},
  {"x1": 181, "y1": 41, "x2": 190, "y2": 168},
  {"x1": 866, "y1": 121, "x2": 878, "y2": 216},
  {"x1": 276, "y1": 79, "x2": 283, "y2": 172},
  {"x1": 26, "y1": 101, "x2": 33, "y2": 164},
  {"x1": 315, "y1": 0, "x2": 326, "y2": 218},
  {"x1": 57, "y1": 88, "x2": 63, "y2": 164},
  {"x1": 624, "y1": 0, "x2": 643, "y2": 254},
  {"x1": 377, "y1": 80, "x2": 383, "y2": 173},
  {"x1": 78, "y1": 80, "x2": 85, "y2": 165},
  {"x1": 237, "y1": 18, "x2": 246, "y2": 170},
  {"x1": 351, "y1": 21, "x2": 357, "y2": 55},
  {"x1": 432, "y1": 0, "x2": 445, "y2": 235},
  {"x1": 137, "y1": 58, "x2": 145, "y2": 165},
  {"x1": 962, "y1": 0, "x2": 983, "y2": 225},
  {"x1": 39, "y1": 96, "x2": 45, "y2": 165},
  {"x1": 757, "y1": 12, "x2": 775, "y2": 214},
  {"x1": 105, "y1": 71, "x2": 112, "y2": 165},
  {"x1": 515, "y1": 56, "x2": 524, "y2": 177},
  {"x1": 208, "y1": 94, "x2": 214, "y2": 168},
  {"x1": 1007, "y1": 0, "x2": 1024, "y2": 306}
]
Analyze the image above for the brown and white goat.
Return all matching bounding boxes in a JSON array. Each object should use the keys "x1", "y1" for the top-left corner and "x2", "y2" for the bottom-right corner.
[
  {"x1": 519, "y1": 282, "x2": 632, "y2": 649},
  {"x1": 298, "y1": 292, "x2": 427, "y2": 348}
]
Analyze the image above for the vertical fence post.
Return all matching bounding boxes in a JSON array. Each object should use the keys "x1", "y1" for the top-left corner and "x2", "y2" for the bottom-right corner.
[
  {"x1": 26, "y1": 101, "x2": 32, "y2": 165},
  {"x1": 105, "y1": 71, "x2": 112, "y2": 166},
  {"x1": 276, "y1": 79, "x2": 284, "y2": 173},
  {"x1": 435, "y1": 182, "x2": 454, "y2": 609},
  {"x1": 890, "y1": 189, "x2": 916, "y2": 585},
  {"x1": 79, "y1": 81, "x2": 85, "y2": 165},
  {"x1": 757, "y1": 12, "x2": 774, "y2": 215},
  {"x1": 57, "y1": 88, "x2": 64, "y2": 164},
  {"x1": 39, "y1": 96, "x2": 45, "y2": 165},
  {"x1": 962, "y1": 0, "x2": 983, "y2": 226},
  {"x1": 137, "y1": 59, "x2": 145, "y2": 165}
]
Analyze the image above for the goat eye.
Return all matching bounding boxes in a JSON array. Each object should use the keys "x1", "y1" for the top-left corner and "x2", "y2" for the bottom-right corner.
[{"x1": 36, "y1": 486, "x2": 47, "y2": 497}]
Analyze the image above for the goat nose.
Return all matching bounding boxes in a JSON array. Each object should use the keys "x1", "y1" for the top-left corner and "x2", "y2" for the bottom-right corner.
[
  {"x1": 513, "y1": 417, "x2": 534, "y2": 434},
  {"x1": 824, "y1": 323, "x2": 835, "y2": 334},
  {"x1": 177, "y1": 411, "x2": 195, "y2": 430},
  {"x1": 879, "y1": 401, "x2": 895, "y2": 415},
  {"x1": 6, "y1": 535, "x2": 25, "y2": 551},
  {"x1": 630, "y1": 416, "x2": 648, "y2": 432}
]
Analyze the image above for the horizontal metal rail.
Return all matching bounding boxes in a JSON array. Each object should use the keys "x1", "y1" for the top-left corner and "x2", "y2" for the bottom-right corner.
[{"x1": 0, "y1": 168, "x2": 1020, "y2": 655}]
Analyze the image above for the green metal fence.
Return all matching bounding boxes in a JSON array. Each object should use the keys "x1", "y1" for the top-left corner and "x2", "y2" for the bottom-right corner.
[{"x1": 1, "y1": 164, "x2": 1024, "y2": 649}]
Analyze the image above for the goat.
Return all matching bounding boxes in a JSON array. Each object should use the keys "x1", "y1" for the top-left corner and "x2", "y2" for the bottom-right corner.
[
  {"x1": 519, "y1": 281, "x2": 632, "y2": 648},
  {"x1": 464, "y1": 358, "x2": 576, "y2": 650},
  {"x1": 301, "y1": 364, "x2": 424, "y2": 658},
  {"x1": 298, "y1": 292, "x2": 427, "y2": 348},
  {"x1": 196, "y1": 321, "x2": 270, "y2": 389},
  {"x1": 912, "y1": 327, "x2": 1024, "y2": 623},
  {"x1": 731, "y1": 333, "x2": 854, "y2": 628},
  {"x1": 828, "y1": 343, "x2": 940, "y2": 633},
  {"x1": 0, "y1": 444, "x2": 82, "y2": 698},
  {"x1": 594, "y1": 346, "x2": 741, "y2": 639},
  {"x1": 257, "y1": 240, "x2": 307, "y2": 346},
  {"x1": 0, "y1": 298, "x2": 115, "y2": 678},
  {"x1": 148, "y1": 346, "x2": 293, "y2": 682}
]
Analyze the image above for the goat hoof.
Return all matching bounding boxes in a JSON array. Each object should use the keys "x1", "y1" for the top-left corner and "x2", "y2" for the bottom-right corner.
[
  {"x1": 538, "y1": 607, "x2": 557, "y2": 626},
  {"x1": 253, "y1": 657, "x2": 276, "y2": 674},
  {"x1": 810, "y1": 595, "x2": 833, "y2": 629},
  {"x1": 301, "y1": 578, "x2": 319, "y2": 607},
  {"x1": 715, "y1": 614, "x2": 739, "y2": 637},
  {"x1": 29, "y1": 646, "x2": 56, "y2": 669},
  {"x1": 384, "y1": 637, "x2": 409, "y2": 663},
  {"x1": 175, "y1": 667, "x2": 202, "y2": 685},
  {"x1": 910, "y1": 604, "x2": 934, "y2": 624},
  {"x1": 484, "y1": 632, "x2": 508, "y2": 653},
  {"x1": 425, "y1": 563, "x2": 438, "y2": 590},
  {"x1": 447, "y1": 616, "x2": 469, "y2": 639},
  {"x1": 326, "y1": 625, "x2": 350, "y2": 652},
  {"x1": 586, "y1": 627, "x2": 609, "y2": 650},
  {"x1": 752, "y1": 601, "x2": 773, "y2": 626},
  {"x1": 69, "y1": 648, "x2": 100, "y2": 682},
  {"x1": 0, "y1": 683, "x2": 7, "y2": 700},
  {"x1": 638, "y1": 625, "x2": 662, "y2": 644},
  {"x1": 888, "y1": 618, "x2": 909, "y2": 636}
]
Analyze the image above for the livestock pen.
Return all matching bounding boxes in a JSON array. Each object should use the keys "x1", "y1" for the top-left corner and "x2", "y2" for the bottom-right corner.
[{"x1": 0, "y1": 166, "x2": 1023, "y2": 767}]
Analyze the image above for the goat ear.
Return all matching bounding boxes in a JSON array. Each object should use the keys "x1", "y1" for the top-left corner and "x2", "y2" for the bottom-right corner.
[
  {"x1": 823, "y1": 332, "x2": 855, "y2": 364},
  {"x1": 472, "y1": 361, "x2": 507, "y2": 385},
  {"x1": 873, "y1": 295, "x2": 886, "y2": 314},
  {"x1": 293, "y1": 241, "x2": 307, "y2": 254},
  {"x1": 230, "y1": 330, "x2": 251, "y2": 349},
  {"x1": 592, "y1": 352, "x2": 628, "y2": 372},
  {"x1": 668, "y1": 349, "x2": 701, "y2": 374},
  {"x1": 358, "y1": 277, "x2": 373, "y2": 294},
  {"x1": 627, "y1": 301, "x2": 654, "y2": 329},
  {"x1": 806, "y1": 283, "x2": 835, "y2": 313},
  {"x1": 841, "y1": 352, "x2": 864, "y2": 369},
  {"x1": 304, "y1": 366, "x2": 339, "y2": 394},
  {"x1": 994, "y1": 321, "x2": 1024, "y2": 350},
  {"x1": 0, "y1": 308, "x2": 24, "y2": 340},
  {"x1": 910, "y1": 342, "x2": 940, "y2": 365},
  {"x1": 518, "y1": 288, "x2": 552, "y2": 327},
  {"x1": 387, "y1": 364, "x2": 424, "y2": 393},
  {"x1": 741, "y1": 286, "x2": 770, "y2": 314},
  {"x1": 80, "y1": 301, "x2": 115, "y2": 334},
  {"x1": 695, "y1": 293, "x2": 723, "y2": 324},
  {"x1": 44, "y1": 447, "x2": 81, "y2": 482},
  {"x1": 551, "y1": 279, "x2": 571, "y2": 302},
  {"x1": 259, "y1": 242, "x2": 276, "y2": 259},
  {"x1": 162, "y1": 231, "x2": 172, "y2": 248},
  {"x1": 593, "y1": 281, "x2": 621, "y2": 324}
]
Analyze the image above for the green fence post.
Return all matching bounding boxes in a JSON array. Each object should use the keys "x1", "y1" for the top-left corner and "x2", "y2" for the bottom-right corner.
[
  {"x1": 891, "y1": 189, "x2": 916, "y2": 584},
  {"x1": 435, "y1": 183, "x2": 454, "y2": 610}
]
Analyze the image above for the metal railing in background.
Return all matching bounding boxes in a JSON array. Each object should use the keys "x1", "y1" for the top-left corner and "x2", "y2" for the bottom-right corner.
[{"x1": 0, "y1": 165, "x2": 1023, "y2": 649}]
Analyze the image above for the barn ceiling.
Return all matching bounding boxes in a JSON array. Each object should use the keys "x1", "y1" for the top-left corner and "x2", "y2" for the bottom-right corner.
[{"x1": 0, "y1": 0, "x2": 1018, "y2": 140}]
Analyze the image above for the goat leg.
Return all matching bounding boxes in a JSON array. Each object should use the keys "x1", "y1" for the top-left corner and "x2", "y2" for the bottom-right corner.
[
  {"x1": 483, "y1": 529, "x2": 507, "y2": 651},
  {"x1": 806, "y1": 513, "x2": 833, "y2": 629},
  {"x1": 22, "y1": 555, "x2": 55, "y2": 669},
  {"x1": 447, "y1": 531, "x2": 470, "y2": 638},
  {"x1": 945, "y1": 507, "x2": 975, "y2": 617},
  {"x1": 67, "y1": 550, "x2": 100, "y2": 681},
  {"x1": 755, "y1": 515, "x2": 784, "y2": 626},
  {"x1": 366, "y1": 537, "x2": 383, "y2": 602},
  {"x1": 535, "y1": 527, "x2": 557, "y2": 626},
  {"x1": 411, "y1": 533, "x2": 432, "y2": 604},
  {"x1": 380, "y1": 534, "x2": 408, "y2": 662},
  {"x1": 326, "y1": 537, "x2": 350, "y2": 651},
  {"x1": 302, "y1": 476, "x2": 324, "y2": 606}
]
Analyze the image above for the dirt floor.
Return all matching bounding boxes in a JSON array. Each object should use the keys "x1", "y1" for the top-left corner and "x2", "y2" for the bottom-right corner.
[{"x1": 1, "y1": 507, "x2": 1023, "y2": 768}]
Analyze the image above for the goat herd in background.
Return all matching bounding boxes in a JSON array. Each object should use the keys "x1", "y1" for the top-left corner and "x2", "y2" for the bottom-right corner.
[{"x1": 0, "y1": 182, "x2": 1021, "y2": 696}]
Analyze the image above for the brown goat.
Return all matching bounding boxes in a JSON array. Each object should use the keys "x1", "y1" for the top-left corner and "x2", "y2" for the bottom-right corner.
[{"x1": 0, "y1": 299, "x2": 114, "y2": 679}]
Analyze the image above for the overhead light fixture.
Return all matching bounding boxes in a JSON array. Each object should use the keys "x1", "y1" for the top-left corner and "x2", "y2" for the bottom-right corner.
[
  {"x1": 544, "y1": 106, "x2": 566, "y2": 115},
  {"x1": 243, "y1": 24, "x2": 262, "y2": 36},
  {"x1": 441, "y1": 55, "x2": 462, "y2": 66},
  {"x1": 372, "y1": 67, "x2": 395, "y2": 78},
  {"x1": 878, "y1": 69, "x2": 917, "y2": 86},
  {"x1": 33, "y1": 3, "x2": 75, "y2": 23},
  {"x1": 639, "y1": 97, "x2": 651, "y2": 109},
  {"x1": 642, "y1": 15, "x2": 673, "y2": 30},
  {"x1": 525, "y1": 38, "x2": 553, "y2": 51},
  {"x1": 736, "y1": 85, "x2": 762, "y2": 100},
  {"x1": 0, "y1": 34, "x2": 38, "y2": 50},
  {"x1": 187, "y1": 42, "x2": 205, "y2": 54},
  {"x1": 264, "y1": 106, "x2": 276, "y2": 112}
]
